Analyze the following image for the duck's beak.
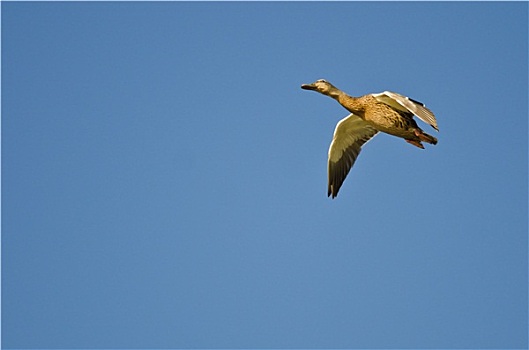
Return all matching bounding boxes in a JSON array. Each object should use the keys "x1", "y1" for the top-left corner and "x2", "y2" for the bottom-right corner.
[{"x1": 301, "y1": 83, "x2": 317, "y2": 91}]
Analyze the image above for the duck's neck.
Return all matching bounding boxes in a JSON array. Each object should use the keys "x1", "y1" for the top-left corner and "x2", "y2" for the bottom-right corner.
[{"x1": 329, "y1": 90, "x2": 365, "y2": 115}]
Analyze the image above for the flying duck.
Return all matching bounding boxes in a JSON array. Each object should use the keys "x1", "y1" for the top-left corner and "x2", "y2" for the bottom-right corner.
[{"x1": 301, "y1": 79, "x2": 439, "y2": 198}]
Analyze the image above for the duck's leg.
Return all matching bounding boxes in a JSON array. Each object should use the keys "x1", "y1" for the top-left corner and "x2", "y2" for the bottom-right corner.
[
  {"x1": 405, "y1": 139, "x2": 425, "y2": 149},
  {"x1": 414, "y1": 129, "x2": 438, "y2": 145}
]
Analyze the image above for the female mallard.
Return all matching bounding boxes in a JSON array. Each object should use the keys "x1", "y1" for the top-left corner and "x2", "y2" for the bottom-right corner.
[{"x1": 301, "y1": 79, "x2": 439, "y2": 198}]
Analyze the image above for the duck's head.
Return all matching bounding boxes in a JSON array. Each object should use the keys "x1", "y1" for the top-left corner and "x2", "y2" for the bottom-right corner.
[{"x1": 301, "y1": 79, "x2": 339, "y2": 96}]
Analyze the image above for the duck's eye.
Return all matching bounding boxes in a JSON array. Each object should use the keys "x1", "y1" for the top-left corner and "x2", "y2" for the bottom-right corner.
[{"x1": 318, "y1": 79, "x2": 327, "y2": 83}]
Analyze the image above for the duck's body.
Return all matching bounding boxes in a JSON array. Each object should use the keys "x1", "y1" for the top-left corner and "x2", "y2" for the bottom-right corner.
[
  {"x1": 301, "y1": 79, "x2": 439, "y2": 198},
  {"x1": 341, "y1": 95, "x2": 417, "y2": 136}
]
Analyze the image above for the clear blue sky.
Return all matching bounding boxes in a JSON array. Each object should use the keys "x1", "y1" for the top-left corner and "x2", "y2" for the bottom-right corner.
[{"x1": 2, "y1": 2, "x2": 527, "y2": 349}]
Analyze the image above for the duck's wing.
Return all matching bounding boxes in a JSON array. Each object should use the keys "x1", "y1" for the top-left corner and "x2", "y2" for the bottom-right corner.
[
  {"x1": 328, "y1": 114, "x2": 378, "y2": 198},
  {"x1": 373, "y1": 91, "x2": 439, "y2": 131}
]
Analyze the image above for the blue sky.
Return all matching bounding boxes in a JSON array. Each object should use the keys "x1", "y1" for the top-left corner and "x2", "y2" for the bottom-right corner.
[{"x1": 2, "y1": 2, "x2": 527, "y2": 349}]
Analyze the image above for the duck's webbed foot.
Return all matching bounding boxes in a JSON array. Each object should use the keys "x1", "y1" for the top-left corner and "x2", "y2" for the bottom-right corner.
[
  {"x1": 405, "y1": 139, "x2": 425, "y2": 149},
  {"x1": 414, "y1": 128, "x2": 438, "y2": 145}
]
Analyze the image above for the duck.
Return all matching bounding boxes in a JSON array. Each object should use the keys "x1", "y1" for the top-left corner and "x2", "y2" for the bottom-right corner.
[{"x1": 301, "y1": 79, "x2": 439, "y2": 198}]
